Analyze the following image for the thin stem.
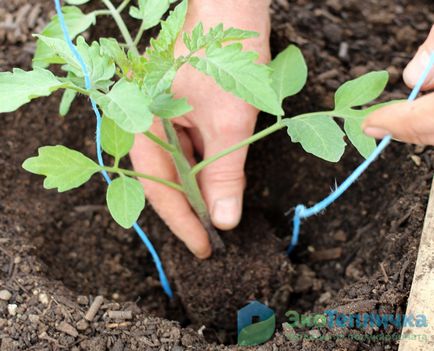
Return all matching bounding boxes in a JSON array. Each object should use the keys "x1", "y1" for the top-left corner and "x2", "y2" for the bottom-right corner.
[
  {"x1": 133, "y1": 22, "x2": 147, "y2": 47},
  {"x1": 291, "y1": 110, "x2": 335, "y2": 120},
  {"x1": 191, "y1": 122, "x2": 284, "y2": 176},
  {"x1": 101, "y1": 0, "x2": 138, "y2": 55},
  {"x1": 116, "y1": 0, "x2": 131, "y2": 13},
  {"x1": 104, "y1": 166, "x2": 184, "y2": 192},
  {"x1": 66, "y1": 85, "x2": 89, "y2": 95},
  {"x1": 143, "y1": 131, "x2": 175, "y2": 153},
  {"x1": 162, "y1": 119, "x2": 225, "y2": 251},
  {"x1": 92, "y1": 9, "x2": 111, "y2": 16}
]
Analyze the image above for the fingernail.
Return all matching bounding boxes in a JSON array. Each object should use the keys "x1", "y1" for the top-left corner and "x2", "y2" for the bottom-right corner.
[
  {"x1": 212, "y1": 197, "x2": 240, "y2": 230},
  {"x1": 363, "y1": 127, "x2": 390, "y2": 139},
  {"x1": 404, "y1": 50, "x2": 434, "y2": 87}
]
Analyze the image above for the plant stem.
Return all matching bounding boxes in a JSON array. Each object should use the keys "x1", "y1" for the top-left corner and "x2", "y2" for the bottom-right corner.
[
  {"x1": 143, "y1": 131, "x2": 176, "y2": 153},
  {"x1": 161, "y1": 119, "x2": 225, "y2": 251},
  {"x1": 133, "y1": 22, "x2": 147, "y2": 47},
  {"x1": 191, "y1": 122, "x2": 284, "y2": 176},
  {"x1": 92, "y1": 9, "x2": 111, "y2": 16},
  {"x1": 104, "y1": 166, "x2": 184, "y2": 192},
  {"x1": 101, "y1": 0, "x2": 138, "y2": 55},
  {"x1": 116, "y1": 0, "x2": 131, "y2": 13}
]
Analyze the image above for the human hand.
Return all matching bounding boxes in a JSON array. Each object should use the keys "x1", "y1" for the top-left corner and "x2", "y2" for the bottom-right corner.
[
  {"x1": 130, "y1": 0, "x2": 271, "y2": 258},
  {"x1": 363, "y1": 26, "x2": 434, "y2": 145}
]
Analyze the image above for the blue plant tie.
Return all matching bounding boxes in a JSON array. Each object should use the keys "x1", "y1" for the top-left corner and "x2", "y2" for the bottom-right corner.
[
  {"x1": 53, "y1": 0, "x2": 173, "y2": 298},
  {"x1": 288, "y1": 51, "x2": 434, "y2": 254}
]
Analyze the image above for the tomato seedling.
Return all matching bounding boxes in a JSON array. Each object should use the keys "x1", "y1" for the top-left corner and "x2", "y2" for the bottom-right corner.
[{"x1": 0, "y1": 0, "x2": 392, "y2": 250}]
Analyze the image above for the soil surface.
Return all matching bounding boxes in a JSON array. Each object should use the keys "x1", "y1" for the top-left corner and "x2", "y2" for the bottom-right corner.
[{"x1": 1, "y1": 0, "x2": 434, "y2": 350}]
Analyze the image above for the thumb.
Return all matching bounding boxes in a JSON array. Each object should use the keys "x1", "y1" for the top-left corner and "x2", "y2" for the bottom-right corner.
[
  {"x1": 199, "y1": 122, "x2": 255, "y2": 231},
  {"x1": 403, "y1": 25, "x2": 434, "y2": 90},
  {"x1": 363, "y1": 93, "x2": 434, "y2": 145}
]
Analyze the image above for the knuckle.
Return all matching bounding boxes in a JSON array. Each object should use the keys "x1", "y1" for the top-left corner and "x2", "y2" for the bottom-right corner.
[{"x1": 206, "y1": 168, "x2": 246, "y2": 187}]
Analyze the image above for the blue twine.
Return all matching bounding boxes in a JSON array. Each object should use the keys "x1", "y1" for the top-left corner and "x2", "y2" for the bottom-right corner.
[
  {"x1": 53, "y1": 0, "x2": 173, "y2": 297},
  {"x1": 288, "y1": 52, "x2": 434, "y2": 254}
]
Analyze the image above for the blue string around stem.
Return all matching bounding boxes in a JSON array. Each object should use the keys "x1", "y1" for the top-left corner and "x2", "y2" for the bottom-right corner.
[
  {"x1": 53, "y1": 0, "x2": 173, "y2": 298},
  {"x1": 288, "y1": 51, "x2": 434, "y2": 254}
]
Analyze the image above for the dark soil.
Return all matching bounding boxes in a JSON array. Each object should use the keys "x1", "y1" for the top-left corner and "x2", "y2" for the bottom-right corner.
[{"x1": 1, "y1": 0, "x2": 434, "y2": 350}]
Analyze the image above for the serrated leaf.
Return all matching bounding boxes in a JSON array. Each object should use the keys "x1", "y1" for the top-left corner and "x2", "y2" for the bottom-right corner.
[
  {"x1": 34, "y1": 35, "x2": 80, "y2": 68},
  {"x1": 22, "y1": 145, "x2": 100, "y2": 192},
  {"x1": 59, "y1": 89, "x2": 77, "y2": 117},
  {"x1": 184, "y1": 23, "x2": 258, "y2": 52},
  {"x1": 100, "y1": 38, "x2": 130, "y2": 74},
  {"x1": 143, "y1": 58, "x2": 177, "y2": 97},
  {"x1": 269, "y1": 45, "x2": 307, "y2": 102},
  {"x1": 188, "y1": 43, "x2": 283, "y2": 115},
  {"x1": 33, "y1": 6, "x2": 96, "y2": 68},
  {"x1": 106, "y1": 177, "x2": 145, "y2": 229},
  {"x1": 145, "y1": 0, "x2": 188, "y2": 56},
  {"x1": 0, "y1": 68, "x2": 67, "y2": 113},
  {"x1": 283, "y1": 115, "x2": 346, "y2": 162},
  {"x1": 71, "y1": 37, "x2": 116, "y2": 89},
  {"x1": 129, "y1": 0, "x2": 170, "y2": 31},
  {"x1": 95, "y1": 79, "x2": 154, "y2": 133},
  {"x1": 335, "y1": 71, "x2": 389, "y2": 110},
  {"x1": 35, "y1": 36, "x2": 115, "y2": 91},
  {"x1": 101, "y1": 116, "x2": 134, "y2": 159},
  {"x1": 150, "y1": 94, "x2": 192, "y2": 118}
]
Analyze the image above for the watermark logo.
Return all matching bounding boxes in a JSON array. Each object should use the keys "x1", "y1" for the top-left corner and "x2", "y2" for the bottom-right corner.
[
  {"x1": 284, "y1": 310, "x2": 428, "y2": 330},
  {"x1": 237, "y1": 301, "x2": 276, "y2": 346}
]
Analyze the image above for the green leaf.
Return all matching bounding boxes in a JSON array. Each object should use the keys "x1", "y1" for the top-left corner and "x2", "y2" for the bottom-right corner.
[
  {"x1": 22, "y1": 145, "x2": 100, "y2": 192},
  {"x1": 100, "y1": 38, "x2": 130, "y2": 74},
  {"x1": 129, "y1": 0, "x2": 171, "y2": 31},
  {"x1": 344, "y1": 118, "x2": 376, "y2": 159},
  {"x1": 269, "y1": 45, "x2": 308, "y2": 102},
  {"x1": 145, "y1": 0, "x2": 188, "y2": 56},
  {"x1": 71, "y1": 37, "x2": 116, "y2": 89},
  {"x1": 35, "y1": 36, "x2": 115, "y2": 91},
  {"x1": 237, "y1": 315, "x2": 276, "y2": 346},
  {"x1": 101, "y1": 116, "x2": 135, "y2": 159},
  {"x1": 106, "y1": 177, "x2": 145, "y2": 229},
  {"x1": 143, "y1": 57, "x2": 177, "y2": 97},
  {"x1": 33, "y1": 6, "x2": 96, "y2": 68},
  {"x1": 150, "y1": 94, "x2": 192, "y2": 118},
  {"x1": 334, "y1": 71, "x2": 389, "y2": 110},
  {"x1": 336, "y1": 102, "x2": 400, "y2": 159},
  {"x1": 95, "y1": 79, "x2": 154, "y2": 133},
  {"x1": 34, "y1": 35, "x2": 79, "y2": 67},
  {"x1": 188, "y1": 43, "x2": 283, "y2": 115},
  {"x1": 183, "y1": 23, "x2": 258, "y2": 52},
  {"x1": 0, "y1": 68, "x2": 67, "y2": 113},
  {"x1": 59, "y1": 89, "x2": 77, "y2": 117},
  {"x1": 283, "y1": 115, "x2": 346, "y2": 162}
]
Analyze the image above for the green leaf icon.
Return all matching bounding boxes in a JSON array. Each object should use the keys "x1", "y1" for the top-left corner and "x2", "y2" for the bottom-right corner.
[{"x1": 237, "y1": 314, "x2": 276, "y2": 346}]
